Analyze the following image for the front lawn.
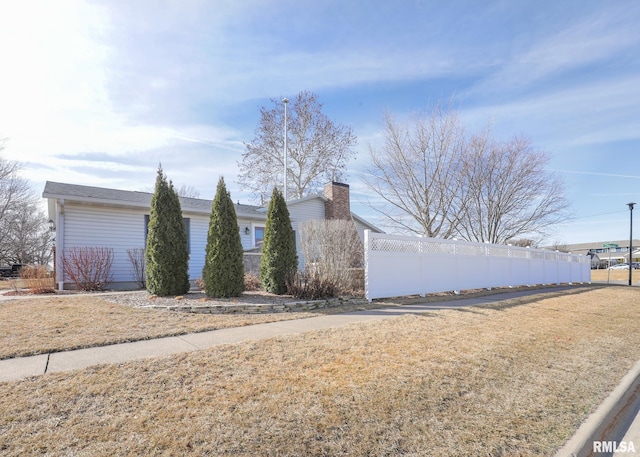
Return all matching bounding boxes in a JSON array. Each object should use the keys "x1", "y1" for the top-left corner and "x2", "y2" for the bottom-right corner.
[
  {"x1": 0, "y1": 293, "x2": 386, "y2": 359},
  {"x1": 1, "y1": 286, "x2": 639, "y2": 456}
]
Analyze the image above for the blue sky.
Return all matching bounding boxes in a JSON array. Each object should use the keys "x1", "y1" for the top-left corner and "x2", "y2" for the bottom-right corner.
[{"x1": 1, "y1": 0, "x2": 639, "y2": 245}]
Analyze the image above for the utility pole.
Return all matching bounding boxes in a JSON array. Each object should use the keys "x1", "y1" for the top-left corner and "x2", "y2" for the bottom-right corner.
[
  {"x1": 628, "y1": 202, "x2": 635, "y2": 286},
  {"x1": 283, "y1": 97, "x2": 289, "y2": 202}
]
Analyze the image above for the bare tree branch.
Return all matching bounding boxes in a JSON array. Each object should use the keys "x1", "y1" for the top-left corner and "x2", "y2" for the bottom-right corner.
[
  {"x1": 363, "y1": 103, "x2": 466, "y2": 237},
  {"x1": 459, "y1": 133, "x2": 571, "y2": 244},
  {"x1": 364, "y1": 103, "x2": 571, "y2": 244},
  {"x1": 0, "y1": 138, "x2": 53, "y2": 265},
  {"x1": 238, "y1": 91, "x2": 357, "y2": 203}
]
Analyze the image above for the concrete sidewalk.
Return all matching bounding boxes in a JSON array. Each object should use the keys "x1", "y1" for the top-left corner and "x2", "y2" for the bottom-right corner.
[{"x1": 0, "y1": 286, "x2": 578, "y2": 383}]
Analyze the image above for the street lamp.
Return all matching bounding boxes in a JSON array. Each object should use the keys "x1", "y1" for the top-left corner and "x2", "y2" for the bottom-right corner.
[
  {"x1": 283, "y1": 97, "x2": 289, "y2": 202},
  {"x1": 628, "y1": 202, "x2": 636, "y2": 286}
]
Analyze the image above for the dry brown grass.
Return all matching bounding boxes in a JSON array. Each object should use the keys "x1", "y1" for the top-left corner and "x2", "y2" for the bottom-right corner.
[
  {"x1": 591, "y1": 268, "x2": 639, "y2": 282},
  {"x1": 1, "y1": 286, "x2": 639, "y2": 456},
  {"x1": 19, "y1": 265, "x2": 55, "y2": 293},
  {"x1": 0, "y1": 279, "x2": 22, "y2": 291},
  {"x1": 0, "y1": 294, "x2": 382, "y2": 360}
]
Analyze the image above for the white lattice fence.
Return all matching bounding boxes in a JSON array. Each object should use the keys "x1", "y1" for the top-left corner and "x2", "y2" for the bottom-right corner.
[{"x1": 364, "y1": 231, "x2": 591, "y2": 301}]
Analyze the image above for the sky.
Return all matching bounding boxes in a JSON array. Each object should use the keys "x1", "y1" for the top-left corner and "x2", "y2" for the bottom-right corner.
[{"x1": 1, "y1": 0, "x2": 639, "y2": 246}]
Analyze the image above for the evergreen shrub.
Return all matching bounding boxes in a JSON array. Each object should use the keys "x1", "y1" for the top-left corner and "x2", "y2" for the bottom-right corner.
[
  {"x1": 260, "y1": 188, "x2": 298, "y2": 294},
  {"x1": 202, "y1": 177, "x2": 245, "y2": 297}
]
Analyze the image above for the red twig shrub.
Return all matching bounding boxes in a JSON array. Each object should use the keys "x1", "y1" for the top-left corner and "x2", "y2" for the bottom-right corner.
[
  {"x1": 62, "y1": 246, "x2": 114, "y2": 291},
  {"x1": 127, "y1": 247, "x2": 146, "y2": 288}
]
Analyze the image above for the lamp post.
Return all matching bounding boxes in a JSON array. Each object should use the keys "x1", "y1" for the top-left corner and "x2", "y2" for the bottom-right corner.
[
  {"x1": 283, "y1": 97, "x2": 289, "y2": 202},
  {"x1": 628, "y1": 202, "x2": 636, "y2": 286}
]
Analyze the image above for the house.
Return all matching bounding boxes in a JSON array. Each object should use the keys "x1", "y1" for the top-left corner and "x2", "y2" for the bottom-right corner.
[{"x1": 43, "y1": 181, "x2": 382, "y2": 290}]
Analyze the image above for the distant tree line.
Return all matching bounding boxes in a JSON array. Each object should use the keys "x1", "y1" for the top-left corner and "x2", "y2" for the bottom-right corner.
[{"x1": 0, "y1": 138, "x2": 52, "y2": 266}]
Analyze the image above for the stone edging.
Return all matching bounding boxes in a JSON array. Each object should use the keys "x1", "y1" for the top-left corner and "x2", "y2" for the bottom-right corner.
[{"x1": 147, "y1": 297, "x2": 369, "y2": 314}]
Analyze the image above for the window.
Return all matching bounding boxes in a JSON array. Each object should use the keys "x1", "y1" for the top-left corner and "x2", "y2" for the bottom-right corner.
[
  {"x1": 144, "y1": 215, "x2": 191, "y2": 253},
  {"x1": 255, "y1": 226, "x2": 265, "y2": 247}
]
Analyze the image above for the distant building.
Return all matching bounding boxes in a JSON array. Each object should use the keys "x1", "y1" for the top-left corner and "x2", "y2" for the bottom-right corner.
[{"x1": 550, "y1": 240, "x2": 640, "y2": 269}]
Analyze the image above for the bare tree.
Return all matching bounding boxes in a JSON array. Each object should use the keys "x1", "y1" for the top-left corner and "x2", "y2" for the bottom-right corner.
[
  {"x1": 0, "y1": 199, "x2": 53, "y2": 265},
  {"x1": 458, "y1": 133, "x2": 570, "y2": 244},
  {"x1": 508, "y1": 238, "x2": 536, "y2": 248},
  {"x1": 176, "y1": 184, "x2": 200, "y2": 199},
  {"x1": 0, "y1": 139, "x2": 52, "y2": 265},
  {"x1": 238, "y1": 91, "x2": 357, "y2": 203},
  {"x1": 142, "y1": 183, "x2": 200, "y2": 199},
  {"x1": 364, "y1": 103, "x2": 571, "y2": 244},
  {"x1": 363, "y1": 104, "x2": 467, "y2": 237},
  {"x1": 0, "y1": 139, "x2": 30, "y2": 234}
]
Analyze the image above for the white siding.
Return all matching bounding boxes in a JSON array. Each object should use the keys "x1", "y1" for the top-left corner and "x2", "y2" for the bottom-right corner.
[
  {"x1": 287, "y1": 198, "x2": 326, "y2": 269},
  {"x1": 287, "y1": 198, "x2": 326, "y2": 224},
  {"x1": 353, "y1": 219, "x2": 370, "y2": 242},
  {"x1": 63, "y1": 204, "x2": 146, "y2": 283},
  {"x1": 64, "y1": 203, "x2": 213, "y2": 285},
  {"x1": 188, "y1": 216, "x2": 209, "y2": 279},
  {"x1": 238, "y1": 219, "x2": 253, "y2": 249}
]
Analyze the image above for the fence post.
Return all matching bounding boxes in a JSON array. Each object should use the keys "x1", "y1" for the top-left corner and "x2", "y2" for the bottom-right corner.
[
  {"x1": 419, "y1": 235, "x2": 426, "y2": 297},
  {"x1": 364, "y1": 230, "x2": 371, "y2": 302},
  {"x1": 453, "y1": 239, "x2": 461, "y2": 295},
  {"x1": 485, "y1": 242, "x2": 492, "y2": 291},
  {"x1": 526, "y1": 246, "x2": 531, "y2": 287},
  {"x1": 507, "y1": 244, "x2": 513, "y2": 288}
]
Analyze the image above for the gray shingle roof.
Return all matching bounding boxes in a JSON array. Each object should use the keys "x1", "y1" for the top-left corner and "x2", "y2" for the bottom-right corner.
[{"x1": 42, "y1": 181, "x2": 262, "y2": 217}]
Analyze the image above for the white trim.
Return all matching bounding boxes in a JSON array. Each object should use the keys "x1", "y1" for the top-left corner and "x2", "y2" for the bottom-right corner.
[{"x1": 56, "y1": 199, "x2": 65, "y2": 291}]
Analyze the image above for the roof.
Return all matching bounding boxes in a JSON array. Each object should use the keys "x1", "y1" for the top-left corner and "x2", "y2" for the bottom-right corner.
[
  {"x1": 555, "y1": 239, "x2": 640, "y2": 252},
  {"x1": 43, "y1": 181, "x2": 384, "y2": 232},
  {"x1": 259, "y1": 190, "x2": 384, "y2": 233},
  {"x1": 42, "y1": 181, "x2": 262, "y2": 218}
]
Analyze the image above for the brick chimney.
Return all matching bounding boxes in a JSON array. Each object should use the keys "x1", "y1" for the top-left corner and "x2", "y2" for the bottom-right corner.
[{"x1": 324, "y1": 182, "x2": 351, "y2": 220}]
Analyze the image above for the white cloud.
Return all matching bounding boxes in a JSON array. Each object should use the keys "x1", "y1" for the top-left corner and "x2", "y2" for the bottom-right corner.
[
  {"x1": 458, "y1": 74, "x2": 640, "y2": 147},
  {"x1": 468, "y1": 4, "x2": 640, "y2": 96},
  {"x1": 0, "y1": 1, "x2": 112, "y2": 161}
]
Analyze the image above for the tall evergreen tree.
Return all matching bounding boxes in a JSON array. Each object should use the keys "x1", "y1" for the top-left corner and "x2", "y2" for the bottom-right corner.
[
  {"x1": 202, "y1": 177, "x2": 245, "y2": 297},
  {"x1": 260, "y1": 187, "x2": 298, "y2": 294},
  {"x1": 145, "y1": 166, "x2": 190, "y2": 296}
]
